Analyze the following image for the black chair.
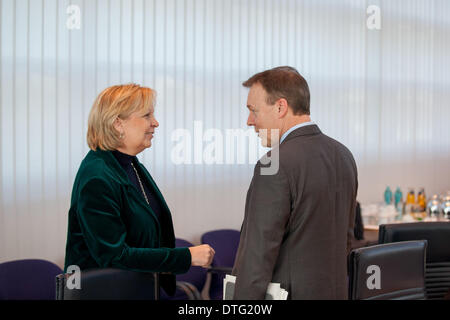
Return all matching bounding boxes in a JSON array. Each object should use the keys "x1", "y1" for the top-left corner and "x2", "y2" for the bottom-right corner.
[
  {"x1": 350, "y1": 202, "x2": 379, "y2": 250},
  {"x1": 56, "y1": 268, "x2": 158, "y2": 300},
  {"x1": 348, "y1": 240, "x2": 427, "y2": 300},
  {"x1": 378, "y1": 222, "x2": 450, "y2": 300},
  {"x1": 354, "y1": 202, "x2": 364, "y2": 240}
]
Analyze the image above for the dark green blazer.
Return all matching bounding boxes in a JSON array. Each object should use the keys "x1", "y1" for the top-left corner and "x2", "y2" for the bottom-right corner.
[{"x1": 64, "y1": 149, "x2": 191, "y2": 295}]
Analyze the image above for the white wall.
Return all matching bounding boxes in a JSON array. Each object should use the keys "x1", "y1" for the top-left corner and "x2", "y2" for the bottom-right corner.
[{"x1": 1, "y1": 0, "x2": 449, "y2": 269}]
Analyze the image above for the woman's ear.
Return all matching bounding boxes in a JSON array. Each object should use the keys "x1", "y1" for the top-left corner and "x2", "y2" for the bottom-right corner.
[{"x1": 113, "y1": 117, "x2": 123, "y2": 134}]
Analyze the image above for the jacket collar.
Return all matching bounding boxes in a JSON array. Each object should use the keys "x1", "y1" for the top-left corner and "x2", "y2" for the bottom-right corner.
[
  {"x1": 89, "y1": 148, "x2": 131, "y2": 186},
  {"x1": 282, "y1": 124, "x2": 322, "y2": 143},
  {"x1": 88, "y1": 148, "x2": 171, "y2": 216}
]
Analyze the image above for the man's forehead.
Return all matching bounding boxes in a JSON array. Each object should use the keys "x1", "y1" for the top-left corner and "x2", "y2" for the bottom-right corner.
[
  {"x1": 247, "y1": 83, "x2": 265, "y2": 102},
  {"x1": 249, "y1": 82, "x2": 265, "y2": 93},
  {"x1": 246, "y1": 95, "x2": 257, "y2": 108}
]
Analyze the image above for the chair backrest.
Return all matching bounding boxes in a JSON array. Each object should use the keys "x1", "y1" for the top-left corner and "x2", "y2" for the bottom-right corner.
[
  {"x1": 201, "y1": 229, "x2": 240, "y2": 268},
  {"x1": 348, "y1": 240, "x2": 427, "y2": 300},
  {"x1": 201, "y1": 229, "x2": 240, "y2": 300},
  {"x1": 159, "y1": 238, "x2": 207, "y2": 300},
  {"x1": 378, "y1": 222, "x2": 450, "y2": 299},
  {"x1": 174, "y1": 238, "x2": 207, "y2": 291},
  {"x1": 0, "y1": 259, "x2": 63, "y2": 300},
  {"x1": 354, "y1": 202, "x2": 364, "y2": 240},
  {"x1": 56, "y1": 268, "x2": 157, "y2": 300}
]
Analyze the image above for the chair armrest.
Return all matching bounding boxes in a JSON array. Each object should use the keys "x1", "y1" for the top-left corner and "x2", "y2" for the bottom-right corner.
[
  {"x1": 176, "y1": 281, "x2": 202, "y2": 300},
  {"x1": 205, "y1": 266, "x2": 232, "y2": 275},
  {"x1": 176, "y1": 281, "x2": 198, "y2": 300},
  {"x1": 55, "y1": 274, "x2": 66, "y2": 300}
]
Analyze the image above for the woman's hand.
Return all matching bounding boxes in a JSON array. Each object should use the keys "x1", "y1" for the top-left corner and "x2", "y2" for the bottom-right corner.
[{"x1": 188, "y1": 244, "x2": 215, "y2": 268}]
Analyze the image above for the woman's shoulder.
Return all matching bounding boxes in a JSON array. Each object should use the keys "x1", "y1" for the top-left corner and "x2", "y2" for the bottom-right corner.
[
  {"x1": 75, "y1": 150, "x2": 121, "y2": 188},
  {"x1": 80, "y1": 149, "x2": 109, "y2": 172}
]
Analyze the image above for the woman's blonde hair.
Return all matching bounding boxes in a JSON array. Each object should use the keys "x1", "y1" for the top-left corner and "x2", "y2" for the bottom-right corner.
[{"x1": 87, "y1": 84, "x2": 156, "y2": 151}]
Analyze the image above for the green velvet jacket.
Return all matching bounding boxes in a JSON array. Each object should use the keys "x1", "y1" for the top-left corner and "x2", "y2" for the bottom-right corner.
[{"x1": 64, "y1": 149, "x2": 191, "y2": 295}]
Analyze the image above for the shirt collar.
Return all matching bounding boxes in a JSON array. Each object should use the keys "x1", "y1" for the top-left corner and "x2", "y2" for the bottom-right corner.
[
  {"x1": 112, "y1": 149, "x2": 137, "y2": 168},
  {"x1": 280, "y1": 121, "x2": 315, "y2": 144}
]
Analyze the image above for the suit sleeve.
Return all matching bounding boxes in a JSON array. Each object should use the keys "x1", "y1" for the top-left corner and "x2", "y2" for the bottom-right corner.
[
  {"x1": 233, "y1": 162, "x2": 291, "y2": 299},
  {"x1": 76, "y1": 177, "x2": 191, "y2": 275}
]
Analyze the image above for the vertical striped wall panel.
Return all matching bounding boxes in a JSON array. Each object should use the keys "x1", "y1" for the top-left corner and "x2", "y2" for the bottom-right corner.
[{"x1": 0, "y1": 0, "x2": 449, "y2": 267}]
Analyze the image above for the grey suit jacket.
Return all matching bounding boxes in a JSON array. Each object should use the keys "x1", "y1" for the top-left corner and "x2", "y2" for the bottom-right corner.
[{"x1": 232, "y1": 124, "x2": 358, "y2": 300}]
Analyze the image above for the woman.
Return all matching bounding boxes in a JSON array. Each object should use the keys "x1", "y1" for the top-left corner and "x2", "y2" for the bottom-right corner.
[{"x1": 64, "y1": 84, "x2": 214, "y2": 297}]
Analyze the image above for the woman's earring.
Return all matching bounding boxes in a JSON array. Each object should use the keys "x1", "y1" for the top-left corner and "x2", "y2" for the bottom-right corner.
[{"x1": 120, "y1": 132, "x2": 124, "y2": 139}]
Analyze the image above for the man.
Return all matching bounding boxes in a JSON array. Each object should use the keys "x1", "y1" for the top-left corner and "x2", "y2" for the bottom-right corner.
[{"x1": 232, "y1": 66, "x2": 358, "y2": 300}]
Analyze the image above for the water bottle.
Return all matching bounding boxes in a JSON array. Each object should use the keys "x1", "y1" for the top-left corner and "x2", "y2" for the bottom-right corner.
[
  {"x1": 394, "y1": 187, "x2": 403, "y2": 212},
  {"x1": 384, "y1": 187, "x2": 393, "y2": 205}
]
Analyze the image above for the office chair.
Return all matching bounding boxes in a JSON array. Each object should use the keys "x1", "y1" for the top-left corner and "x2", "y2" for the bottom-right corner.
[
  {"x1": 56, "y1": 268, "x2": 158, "y2": 300},
  {"x1": 379, "y1": 222, "x2": 450, "y2": 299},
  {"x1": 348, "y1": 240, "x2": 427, "y2": 300},
  {"x1": 160, "y1": 238, "x2": 207, "y2": 300},
  {"x1": 201, "y1": 229, "x2": 240, "y2": 300},
  {"x1": 0, "y1": 259, "x2": 63, "y2": 300}
]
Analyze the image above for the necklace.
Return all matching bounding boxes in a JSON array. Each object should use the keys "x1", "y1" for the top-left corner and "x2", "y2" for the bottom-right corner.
[{"x1": 130, "y1": 162, "x2": 150, "y2": 205}]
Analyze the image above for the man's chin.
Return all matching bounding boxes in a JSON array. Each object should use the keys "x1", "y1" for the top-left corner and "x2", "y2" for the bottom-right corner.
[{"x1": 259, "y1": 138, "x2": 271, "y2": 148}]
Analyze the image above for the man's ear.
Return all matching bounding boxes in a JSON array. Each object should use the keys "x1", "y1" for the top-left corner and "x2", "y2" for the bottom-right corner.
[{"x1": 277, "y1": 98, "x2": 289, "y2": 118}]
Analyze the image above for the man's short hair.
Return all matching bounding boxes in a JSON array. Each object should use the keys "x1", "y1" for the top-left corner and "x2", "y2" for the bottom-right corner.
[{"x1": 242, "y1": 66, "x2": 310, "y2": 115}]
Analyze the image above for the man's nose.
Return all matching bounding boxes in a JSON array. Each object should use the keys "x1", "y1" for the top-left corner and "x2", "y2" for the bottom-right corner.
[{"x1": 247, "y1": 114, "x2": 255, "y2": 127}]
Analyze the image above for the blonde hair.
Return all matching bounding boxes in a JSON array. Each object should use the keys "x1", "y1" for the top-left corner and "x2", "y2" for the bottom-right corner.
[{"x1": 87, "y1": 84, "x2": 156, "y2": 151}]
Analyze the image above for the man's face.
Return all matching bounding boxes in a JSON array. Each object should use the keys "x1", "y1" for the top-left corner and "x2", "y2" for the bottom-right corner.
[{"x1": 246, "y1": 83, "x2": 280, "y2": 147}]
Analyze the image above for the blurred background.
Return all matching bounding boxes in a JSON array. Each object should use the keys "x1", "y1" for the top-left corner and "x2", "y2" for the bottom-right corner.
[{"x1": 1, "y1": 0, "x2": 449, "y2": 269}]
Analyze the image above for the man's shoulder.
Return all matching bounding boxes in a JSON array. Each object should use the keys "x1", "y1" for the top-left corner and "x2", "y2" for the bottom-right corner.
[
  {"x1": 320, "y1": 133, "x2": 357, "y2": 167},
  {"x1": 281, "y1": 129, "x2": 354, "y2": 157}
]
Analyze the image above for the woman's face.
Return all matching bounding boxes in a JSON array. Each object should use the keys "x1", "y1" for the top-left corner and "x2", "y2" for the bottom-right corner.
[{"x1": 115, "y1": 107, "x2": 159, "y2": 155}]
